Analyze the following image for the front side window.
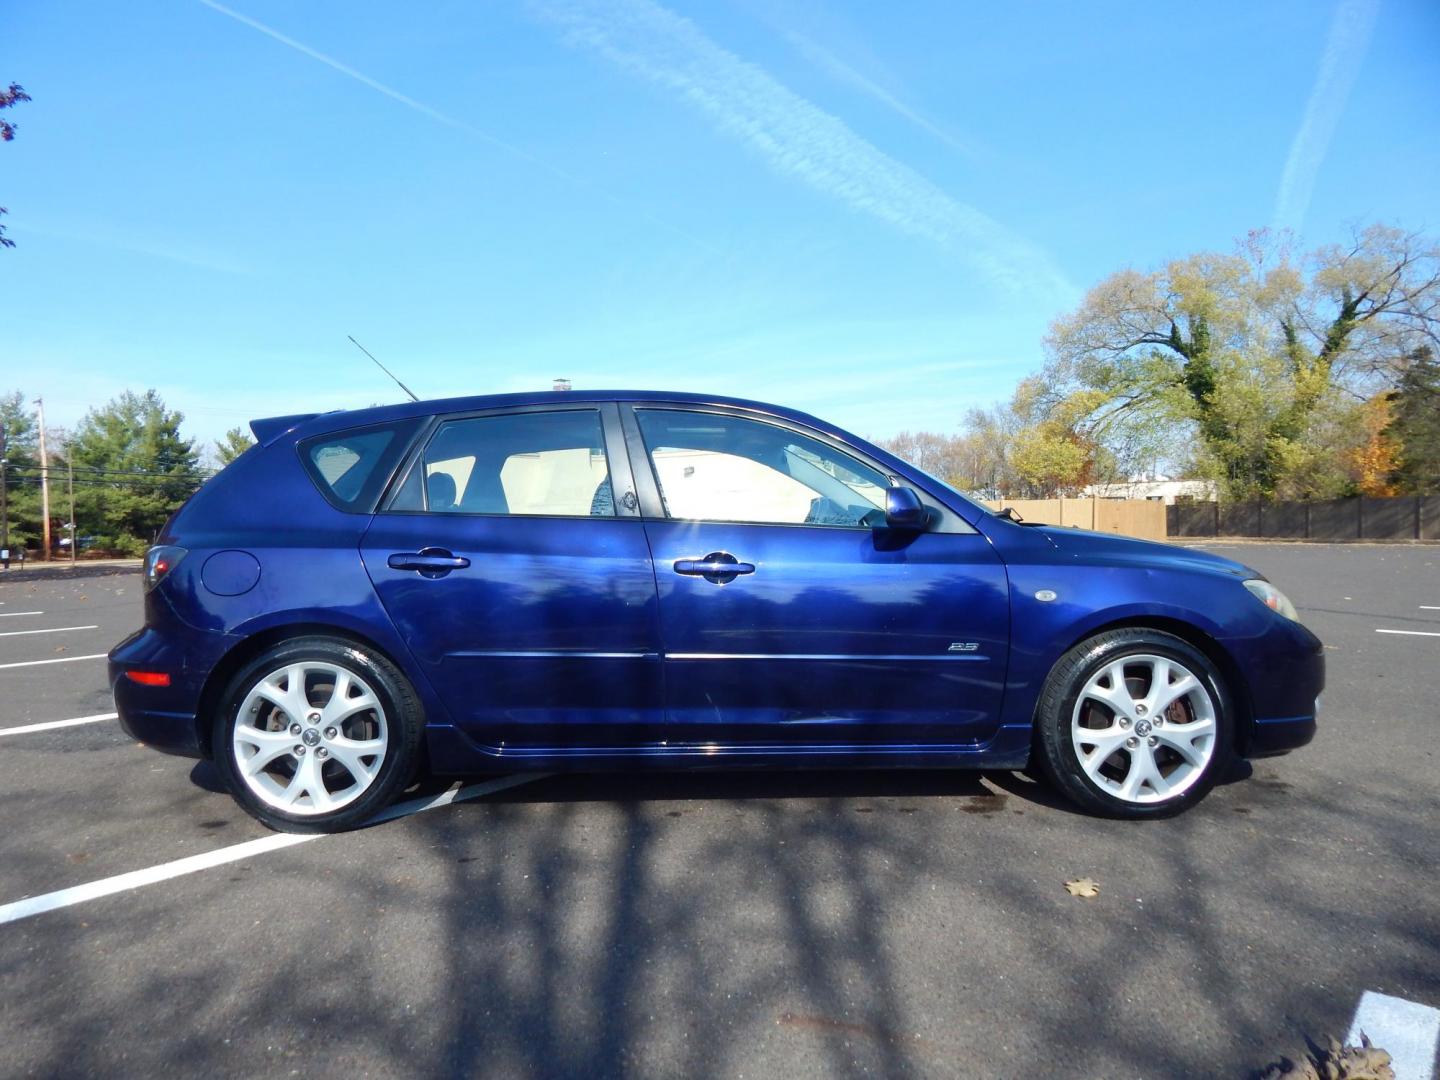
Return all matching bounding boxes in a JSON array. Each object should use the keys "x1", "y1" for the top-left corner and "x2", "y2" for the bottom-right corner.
[
  {"x1": 396, "y1": 409, "x2": 613, "y2": 517},
  {"x1": 636, "y1": 410, "x2": 889, "y2": 527}
]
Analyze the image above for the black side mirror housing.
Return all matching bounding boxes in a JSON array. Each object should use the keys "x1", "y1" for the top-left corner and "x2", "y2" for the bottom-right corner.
[{"x1": 884, "y1": 487, "x2": 928, "y2": 530}]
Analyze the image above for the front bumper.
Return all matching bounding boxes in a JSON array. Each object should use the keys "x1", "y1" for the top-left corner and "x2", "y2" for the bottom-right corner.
[
  {"x1": 1242, "y1": 623, "x2": 1324, "y2": 757},
  {"x1": 1248, "y1": 710, "x2": 1318, "y2": 756}
]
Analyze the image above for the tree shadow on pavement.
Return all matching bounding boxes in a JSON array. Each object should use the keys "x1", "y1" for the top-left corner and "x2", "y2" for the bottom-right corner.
[{"x1": 2, "y1": 763, "x2": 1435, "y2": 1079}]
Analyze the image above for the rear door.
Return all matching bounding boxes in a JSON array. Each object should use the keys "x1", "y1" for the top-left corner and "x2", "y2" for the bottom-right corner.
[
  {"x1": 360, "y1": 403, "x2": 663, "y2": 749},
  {"x1": 624, "y1": 404, "x2": 1010, "y2": 748}
]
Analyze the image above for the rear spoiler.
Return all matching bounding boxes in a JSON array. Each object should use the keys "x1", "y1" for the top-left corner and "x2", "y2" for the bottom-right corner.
[{"x1": 249, "y1": 413, "x2": 320, "y2": 447}]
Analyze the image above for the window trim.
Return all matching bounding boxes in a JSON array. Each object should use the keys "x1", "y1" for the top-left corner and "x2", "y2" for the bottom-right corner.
[{"x1": 377, "y1": 402, "x2": 640, "y2": 520}]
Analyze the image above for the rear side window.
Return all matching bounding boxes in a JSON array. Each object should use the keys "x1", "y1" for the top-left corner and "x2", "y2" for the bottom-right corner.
[
  {"x1": 299, "y1": 420, "x2": 421, "y2": 512},
  {"x1": 391, "y1": 409, "x2": 613, "y2": 517}
]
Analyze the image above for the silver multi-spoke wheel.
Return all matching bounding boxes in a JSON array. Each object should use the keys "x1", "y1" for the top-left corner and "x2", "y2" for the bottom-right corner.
[
  {"x1": 1070, "y1": 653, "x2": 1217, "y2": 805},
  {"x1": 232, "y1": 662, "x2": 388, "y2": 816}
]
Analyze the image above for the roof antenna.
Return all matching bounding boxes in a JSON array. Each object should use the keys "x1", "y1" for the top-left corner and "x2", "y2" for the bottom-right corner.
[{"x1": 348, "y1": 335, "x2": 419, "y2": 402}]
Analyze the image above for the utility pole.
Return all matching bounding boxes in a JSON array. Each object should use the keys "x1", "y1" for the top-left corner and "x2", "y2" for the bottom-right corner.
[
  {"x1": 35, "y1": 396, "x2": 50, "y2": 561},
  {"x1": 0, "y1": 419, "x2": 9, "y2": 569},
  {"x1": 67, "y1": 448, "x2": 76, "y2": 566}
]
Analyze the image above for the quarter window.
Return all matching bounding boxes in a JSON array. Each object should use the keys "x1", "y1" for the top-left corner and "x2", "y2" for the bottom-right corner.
[
  {"x1": 300, "y1": 420, "x2": 422, "y2": 512},
  {"x1": 635, "y1": 410, "x2": 889, "y2": 527},
  {"x1": 396, "y1": 410, "x2": 614, "y2": 517}
]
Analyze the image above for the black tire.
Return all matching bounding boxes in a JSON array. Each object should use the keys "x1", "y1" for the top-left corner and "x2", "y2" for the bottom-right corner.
[
  {"x1": 1032, "y1": 628, "x2": 1234, "y2": 819},
  {"x1": 212, "y1": 636, "x2": 425, "y2": 833}
]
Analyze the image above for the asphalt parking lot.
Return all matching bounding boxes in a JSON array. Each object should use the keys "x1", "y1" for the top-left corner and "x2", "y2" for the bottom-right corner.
[{"x1": 1, "y1": 544, "x2": 1437, "y2": 1079}]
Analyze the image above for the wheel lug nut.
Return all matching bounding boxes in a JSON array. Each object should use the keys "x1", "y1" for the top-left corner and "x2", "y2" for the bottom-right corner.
[
  {"x1": 308, "y1": 712, "x2": 321, "y2": 723},
  {"x1": 1125, "y1": 736, "x2": 1139, "y2": 749},
  {"x1": 294, "y1": 745, "x2": 306, "y2": 756},
  {"x1": 1148, "y1": 735, "x2": 1159, "y2": 747},
  {"x1": 316, "y1": 747, "x2": 329, "y2": 759},
  {"x1": 289, "y1": 723, "x2": 302, "y2": 735},
  {"x1": 1135, "y1": 704, "x2": 1147, "y2": 716},
  {"x1": 1119, "y1": 718, "x2": 1131, "y2": 729},
  {"x1": 324, "y1": 727, "x2": 337, "y2": 740}
]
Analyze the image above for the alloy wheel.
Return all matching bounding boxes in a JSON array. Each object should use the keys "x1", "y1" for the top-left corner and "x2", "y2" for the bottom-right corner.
[
  {"x1": 232, "y1": 662, "x2": 389, "y2": 815},
  {"x1": 1070, "y1": 653, "x2": 1217, "y2": 804}
]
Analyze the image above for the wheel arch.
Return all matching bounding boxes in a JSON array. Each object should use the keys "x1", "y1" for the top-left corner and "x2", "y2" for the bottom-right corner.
[
  {"x1": 1052, "y1": 615, "x2": 1256, "y2": 755},
  {"x1": 192, "y1": 622, "x2": 423, "y2": 760}
]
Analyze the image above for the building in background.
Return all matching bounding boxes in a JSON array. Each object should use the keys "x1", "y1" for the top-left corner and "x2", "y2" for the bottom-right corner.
[{"x1": 1082, "y1": 477, "x2": 1218, "y2": 504}]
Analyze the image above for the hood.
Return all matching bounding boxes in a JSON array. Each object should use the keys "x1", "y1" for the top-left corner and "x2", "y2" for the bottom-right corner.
[{"x1": 1033, "y1": 525, "x2": 1257, "y2": 578}]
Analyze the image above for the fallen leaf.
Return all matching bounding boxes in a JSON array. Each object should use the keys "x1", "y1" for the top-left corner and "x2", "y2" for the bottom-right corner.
[{"x1": 1064, "y1": 878, "x2": 1100, "y2": 898}]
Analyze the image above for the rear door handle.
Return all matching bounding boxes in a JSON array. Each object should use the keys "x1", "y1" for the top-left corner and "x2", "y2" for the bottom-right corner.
[
  {"x1": 388, "y1": 548, "x2": 471, "y2": 578},
  {"x1": 673, "y1": 552, "x2": 754, "y2": 584}
]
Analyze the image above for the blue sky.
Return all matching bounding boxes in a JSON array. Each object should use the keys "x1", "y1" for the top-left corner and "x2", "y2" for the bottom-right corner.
[{"x1": 3, "y1": 0, "x2": 1438, "y2": 449}]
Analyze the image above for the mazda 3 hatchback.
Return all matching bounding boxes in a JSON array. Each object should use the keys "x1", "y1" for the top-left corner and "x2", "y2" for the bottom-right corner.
[{"x1": 109, "y1": 391, "x2": 1323, "y2": 832}]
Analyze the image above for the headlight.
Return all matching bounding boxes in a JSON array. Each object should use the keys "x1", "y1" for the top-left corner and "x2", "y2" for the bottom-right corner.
[{"x1": 1244, "y1": 579, "x2": 1299, "y2": 622}]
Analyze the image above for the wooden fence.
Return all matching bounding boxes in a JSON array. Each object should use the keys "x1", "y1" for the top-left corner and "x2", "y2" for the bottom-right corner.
[{"x1": 985, "y1": 497, "x2": 1169, "y2": 541}]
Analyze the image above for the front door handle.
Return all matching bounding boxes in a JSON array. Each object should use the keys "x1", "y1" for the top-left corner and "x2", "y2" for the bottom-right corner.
[
  {"x1": 674, "y1": 552, "x2": 755, "y2": 585},
  {"x1": 388, "y1": 548, "x2": 471, "y2": 578}
]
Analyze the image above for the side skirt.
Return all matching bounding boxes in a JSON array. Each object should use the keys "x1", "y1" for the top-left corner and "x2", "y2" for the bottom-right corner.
[{"x1": 423, "y1": 724, "x2": 1032, "y2": 774}]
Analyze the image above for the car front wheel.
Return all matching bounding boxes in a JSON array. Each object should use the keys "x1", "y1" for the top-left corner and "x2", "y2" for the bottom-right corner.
[
  {"x1": 212, "y1": 636, "x2": 424, "y2": 833},
  {"x1": 1033, "y1": 628, "x2": 1234, "y2": 818}
]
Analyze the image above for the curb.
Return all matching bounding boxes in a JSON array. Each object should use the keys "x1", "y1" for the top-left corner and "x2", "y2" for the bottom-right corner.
[{"x1": 0, "y1": 561, "x2": 143, "y2": 584}]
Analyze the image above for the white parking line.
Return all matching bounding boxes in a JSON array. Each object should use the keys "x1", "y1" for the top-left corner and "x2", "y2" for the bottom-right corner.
[
  {"x1": 1376, "y1": 629, "x2": 1440, "y2": 638},
  {"x1": 1421, "y1": 605, "x2": 1440, "y2": 611},
  {"x1": 0, "y1": 712, "x2": 119, "y2": 737},
  {"x1": 0, "y1": 611, "x2": 43, "y2": 618},
  {"x1": 0, "y1": 773, "x2": 546, "y2": 926},
  {"x1": 0, "y1": 624, "x2": 99, "y2": 639},
  {"x1": 0, "y1": 653, "x2": 108, "y2": 671},
  {"x1": 1346, "y1": 990, "x2": 1440, "y2": 1080}
]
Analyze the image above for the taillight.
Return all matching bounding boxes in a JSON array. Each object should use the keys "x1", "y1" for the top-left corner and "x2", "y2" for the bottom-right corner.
[
  {"x1": 124, "y1": 671, "x2": 172, "y2": 687},
  {"x1": 144, "y1": 545, "x2": 187, "y2": 592}
]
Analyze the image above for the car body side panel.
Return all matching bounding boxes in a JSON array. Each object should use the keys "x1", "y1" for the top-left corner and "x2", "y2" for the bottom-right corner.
[
  {"x1": 108, "y1": 434, "x2": 462, "y2": 754},
  {"x1": 640, "y1": 519, "x2": 1011, "y2": 745},
  {"x1": 981, "y1": 524, "x2": 1324, "y2": 744},
  {"x1": 359, "y1": 513, "x2": 664, "y2": 749}
]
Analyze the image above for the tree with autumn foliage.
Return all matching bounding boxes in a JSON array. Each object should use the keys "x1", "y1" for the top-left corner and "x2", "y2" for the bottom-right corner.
[
  {"x1": 1346, "y1": 396, "x2": 1400, "y2": 497},
  {"x1": 1032, "y1": 225, "x2": 1440, "y2": 499}
]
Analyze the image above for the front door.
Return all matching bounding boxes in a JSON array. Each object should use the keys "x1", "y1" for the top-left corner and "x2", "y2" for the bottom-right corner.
[
  {"x1": 625, "y1": 406, "x2": 1010, "y2": 748},
  {"x1": 360, "y1": 404, "x2": 662, "y2": 750}
]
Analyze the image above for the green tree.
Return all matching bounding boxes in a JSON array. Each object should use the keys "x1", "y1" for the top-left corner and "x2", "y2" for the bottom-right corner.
[
  {"x1": 1041, "y1": 225, "x2": 1440, "y2": 498},
  {"x1": 1385, "y1": 347, "x2": 1440, "y2": 494},
  {"x1": 1, "y1": 82, "x2": 32, "y2": 249},
  {"x1": 69, "y1": 390, "x2": 203, "y2": 555},
  {"x1": 0, "y1": 391, "x2": 43, "y2": 549},
  {"x1": 215, "y1": 426, "x2": 255, "y2": 467}
]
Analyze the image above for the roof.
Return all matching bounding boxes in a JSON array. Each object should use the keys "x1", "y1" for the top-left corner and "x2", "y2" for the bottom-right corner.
[{"x1": 255, "y1": 389, "x2": 848, "y2": 445}]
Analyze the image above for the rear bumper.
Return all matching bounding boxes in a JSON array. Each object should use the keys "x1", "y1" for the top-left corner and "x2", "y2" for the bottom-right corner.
[{"x1": 109, "y1": 625, "x2": 229, "y2": 758}]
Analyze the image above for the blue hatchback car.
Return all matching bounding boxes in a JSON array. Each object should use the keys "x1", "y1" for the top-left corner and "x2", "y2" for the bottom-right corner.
[{"x1": 109, "y1": 391, "x2": 1322, "y2": 832}]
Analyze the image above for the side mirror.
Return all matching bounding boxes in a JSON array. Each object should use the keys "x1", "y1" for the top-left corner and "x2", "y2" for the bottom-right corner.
[{"x1": 884, "y1": 487, "x2": 928, "y2": 530}]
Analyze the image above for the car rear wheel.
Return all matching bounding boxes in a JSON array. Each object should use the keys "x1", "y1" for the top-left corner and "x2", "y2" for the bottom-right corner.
[
  {"x1": 213, "y1": 637, "x2": 424, "y2": 833},
  {"x1": 1033, "y1": 629, "x2": 1234, "y2": 818}
]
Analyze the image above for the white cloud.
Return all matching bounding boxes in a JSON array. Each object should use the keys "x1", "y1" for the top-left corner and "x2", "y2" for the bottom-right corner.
[
  {"x1": 1272, "y1": 0, "x2": 1380, "y2": 235},
  {"x1": 532, "y1": 0, "x2": 1073, "y2": 301}
]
